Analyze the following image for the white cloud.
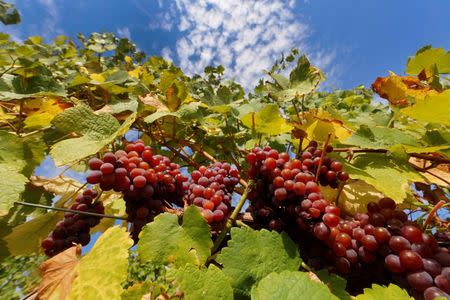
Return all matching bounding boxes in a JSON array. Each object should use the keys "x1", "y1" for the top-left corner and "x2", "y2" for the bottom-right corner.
[
  {"x1": 161, "y1": 46, "x2": 173, "y2": 61},
  {"x1": 37, "y1": 0, "x2": 64, "y2": 37},
  {"x1": 117, "y1": 27, "x2": 131, "y2": 39},
  {"x1": 139, "y1": 0, "x2": 339, "y2": 89}
]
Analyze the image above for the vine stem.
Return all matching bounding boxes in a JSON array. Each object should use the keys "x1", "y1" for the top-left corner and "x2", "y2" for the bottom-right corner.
[
  {"x1": 14, "y1": 201, "x2": 128, "y2": 220},
  {"x1": 315, "y1": 133, "x2": 332, "y2": 182},
  {"x1": 424, "y1": 200, "x2": 446, "y2": 229},
  {"x1": 211, "y1": 180, "x2": 254, "y2": 254},
  {"x1": 333, "y1": 148, "x2": 450, "y2": 164}
]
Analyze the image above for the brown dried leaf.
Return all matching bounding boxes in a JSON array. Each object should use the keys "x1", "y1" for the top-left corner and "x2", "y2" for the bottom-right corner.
[
  {"x1": 139, "y1": 93, "x2": 166, "y2": 109},
  {"x1": 408, "y1": 158, "x2": 450, "y2": 186},
  {"x1": 37, "y1": 246, "x2": 81, "y2": 300},
  {"x1": 30, "y1": 175, "x2": 84, "y2": 196}
]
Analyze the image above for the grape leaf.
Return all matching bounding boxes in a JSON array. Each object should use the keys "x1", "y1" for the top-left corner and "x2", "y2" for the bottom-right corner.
[
  {"x1": 372, "y1": 72, "x2": 439, "y2": 106},
  {"x1": 0, "y1": 130, "x2": 46, "y2": 177},
  {"x1": 50, "y1": 105, "x2": 136, "y2": 165},
  {"x1": 175, "y1": 264, "x2": 233, "y2": 300},
  {"x1": 2, "y1": 211, "x2": 63, "y2": 256},
  {"x1": 251, "y1": 271, "x2": 338, "y2": 300},
  {"x1": 401, "y1": 90, "x2": 450, "y2": 126},
  {"x1": 343, "y1": 125, "x2": 420, "y2": 150},
  {"x1": 216, "y1": 228, "x2": 301, "y2": 298},
  {"x1": 321, "y1": 180, "x2": 384, "y2": 215},
  {"x1": 406, "y1": 46, "x2": 450, "y2": 75},
  {"x1": 68, "y1": 226, "x2": 132, "y2": 300},
  {"x1": 24, "y1": 98, "x2": 64, "y2": 129},
  {"x1": 354, "y1": 283, "x2": 413, "y2": 300},
  {"x1": 267, "y1": 55, "x2": 324, "y2": 102},
  {"x1": 0, "y1": 164, "x2": 28, "y2": 217},
  {"x1": 296, "y1": 110, "x2": 352, "y2": 143},
  {"x1": 0, "y1": 73, "x2": 66, "y2": 100},
  {"x1": 240, "y1": 104, "x2": 293, "y2": 135},
  {"x1": 121, "y1": 281, "x2": 152, "y2": 300},
  {"x1": 0, "y1": 1, "x2": 21, "y2": 25},
  {"x1": 138, "y1": 205, "x2": 212, "y2": 267},
  {"x1": 143, "y1": 101, "x2": 205, "y2": 124},
  {"x1": 315, "y1": 270, "x2": 351, "y2": 300},
  {"x1": 343, "y1": 154, "x2": 423, "y2": 202},
  {"x1": 37, "y1": 245, "x2": 81, "y2": 300}
]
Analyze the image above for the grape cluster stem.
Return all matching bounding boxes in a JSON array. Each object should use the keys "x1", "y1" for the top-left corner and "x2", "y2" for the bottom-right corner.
[{"x1": 211, "y1": 180, "x2": 254, "y2": 254}]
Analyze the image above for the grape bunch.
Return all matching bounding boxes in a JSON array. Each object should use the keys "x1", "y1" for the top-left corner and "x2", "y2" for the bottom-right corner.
[
  {"x1": 41, "y1": 189, "x2": 104, "y2": 256},
  {"x1": 186, "y1": 162, "x2": 240, "y2": 224},
  {"x1": 86, "y1": 140, "x2": 189, "y2": 241},
  {"x1": 303, "y1": 197, "x2": 449, "y2": 298},
  {"x1": 298, "y1": 141, "x2": 349, "y2": 188},
  {"x1": 246, "y1": 143, "x2": 349, "y2": 232},
  {"x1": 246, "y1": 143, "x2": 450, "y2": 299}
]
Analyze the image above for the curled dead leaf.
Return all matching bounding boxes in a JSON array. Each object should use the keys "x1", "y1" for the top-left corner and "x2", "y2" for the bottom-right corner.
[
  {"x1": 139, "y1": 93, "x2": 166, "y2": 109},
  {"x1": 372, "y1": 72, "x2": 440, "y2": 106},
  {"x1": 37, "y1": 246, "x2": 81, "y2": 300}
]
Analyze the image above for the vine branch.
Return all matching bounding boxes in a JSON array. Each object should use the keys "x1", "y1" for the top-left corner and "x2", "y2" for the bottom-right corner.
[{"x1": 14, "y1": 201, "x2": 128, "y2": 220}]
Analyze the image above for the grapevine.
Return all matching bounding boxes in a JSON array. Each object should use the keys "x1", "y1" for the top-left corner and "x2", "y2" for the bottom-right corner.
[{"x1": 0, "y1": 4, "x2": 449, "y2": 298}]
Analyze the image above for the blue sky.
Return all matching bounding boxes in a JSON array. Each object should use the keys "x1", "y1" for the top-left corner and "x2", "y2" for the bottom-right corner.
[{"x1": 2, "y1": 0, "x2": 449, "y2": 90}]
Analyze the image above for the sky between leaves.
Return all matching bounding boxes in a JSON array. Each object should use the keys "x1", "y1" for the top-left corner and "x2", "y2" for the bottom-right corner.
[{"x1": 2, "y1": 0, "x2": 450, "y2": 90}]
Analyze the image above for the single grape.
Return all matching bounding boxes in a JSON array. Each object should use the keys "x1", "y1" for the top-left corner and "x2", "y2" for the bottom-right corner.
[
  {"x1": 313, "y1": 222, "x2": 330, "y2": 241},
  {"x1": 423, "y1": 287, "x2": 449, "y2": 300},
  {"x1": 407, "y1": 271, "x2": 433, "y2": 292},
  {"x1": 389, "y1": 236, "x2": 411, "y2": 254},
  {"x1": 422, "y1": 258, "x2": 442, "y2": 277},
  {"x1": 400, "y1": 250, "x2": 423, "y2": 271},
  {"x1": 401, "y1": 225, "x2": 424, "y2": 243},
  {"x1": 435, "y1": 275, "x2": 450, "y2": 294},
  {"x1": 385, "y1": 254, "x2": 405, "y2": 273}
]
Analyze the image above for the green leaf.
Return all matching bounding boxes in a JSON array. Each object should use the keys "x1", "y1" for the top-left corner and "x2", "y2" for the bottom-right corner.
[
  {"x1": 0, "y1": 1, "x2": 20, "y2": 25},
  {"x1": 406, "y1": 46, "x2": 450, "y2": 74},
  {"x1": 401, "y1": 90, "x2": 450, "y2": 126},
  {"x1": 344, "y1": 154, "x2": 423, "y2": 202},
  {"x1": 68, "y1": 226, "x2": 133, "y2": 300},
  {"x1": 138, "y1": 205, "x2": 212, "y2": 267},
  {"x1": 251, "y1": 271, "x2": 338, "y2": 300},
  {"x1": 343, "y1": 125, "x2": 420, "y2": 149},
  {"x1": 268, "y1": 55, "x2": 324, "y2": 102},
  {"x1": 50, "y1": 105, "x2": 136, "y2": 165},
  {"x1": 176, "y1": 264, "x2": 233, "y2": 300},
  {"x1": 121, "y1": 281, "x2": 152, "y2": 300},
  {"x1": 315, "y1": 270, "x2": 351, "y2": 300},
  {"x1": 0, "y1": 74, "x2": 66, "y2": 101},
  {"x1": 240, "y1": 104, "x2": 293, "y2": 135},
  {"x1": 216, "y1": 228, "x2": 301, "y2": 298},
  {"x1": 2, "y1": 211, "x2": 63, "y2": 256},
  {"x1": 0, "y1": 131, "x2": 46, "y2": 216},
  {"x1": 0, "y1": 164, "x2": 28, "y2": 217},
  {"x1": 354, "y1": 284, "x2": 413, "y2": 300},
  {"x1": 52, "y1": 104, "x2": 119, "y2": 138},
  {"x1": 143, "y1": 102, "x2": 204, "y2": 124}
]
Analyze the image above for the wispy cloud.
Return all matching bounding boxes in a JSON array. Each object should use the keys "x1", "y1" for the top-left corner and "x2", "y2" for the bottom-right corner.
[
  {"x1": 141, "y1": 0, "x2": 343, "y2": 89},
  {"x1": 117, "y1": 26, "x2": 131, "y2": 39},
  {"x1": 166, "y1": 0, "x2": 312, "y2": 88},
  {"x1": 37, "y1": 0, "x2": 64, "y2": 38}
]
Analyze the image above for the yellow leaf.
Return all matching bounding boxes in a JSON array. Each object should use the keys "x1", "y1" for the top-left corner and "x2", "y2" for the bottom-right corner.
[
  {"x1": 68, "y1": 227, "x2": 132, "y2": 300},
  {"x1": 372, "y1": 72, "x2": 440, "y2": 106},
  {"x1": 128, "y1": 67, "x2": 141, "y2": 78},
  {"x1": 0, "y1": 107, "x2": 15, "y2": 123},
  {"x1": 24, "y1": 98, "x2": 64, "y2": 129},
  {"x1": 297, "y1": 110, "x2": 352, "y2": 143},
  {"x1": 124, "y1": 55, "x2": 133, "y2": 64},
  {"x1": 90, "y1": 73, "x2": 105, "y2": 83},
  {"x1": 37, "y1": 246, "x2": 81, "y2": 300}
]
